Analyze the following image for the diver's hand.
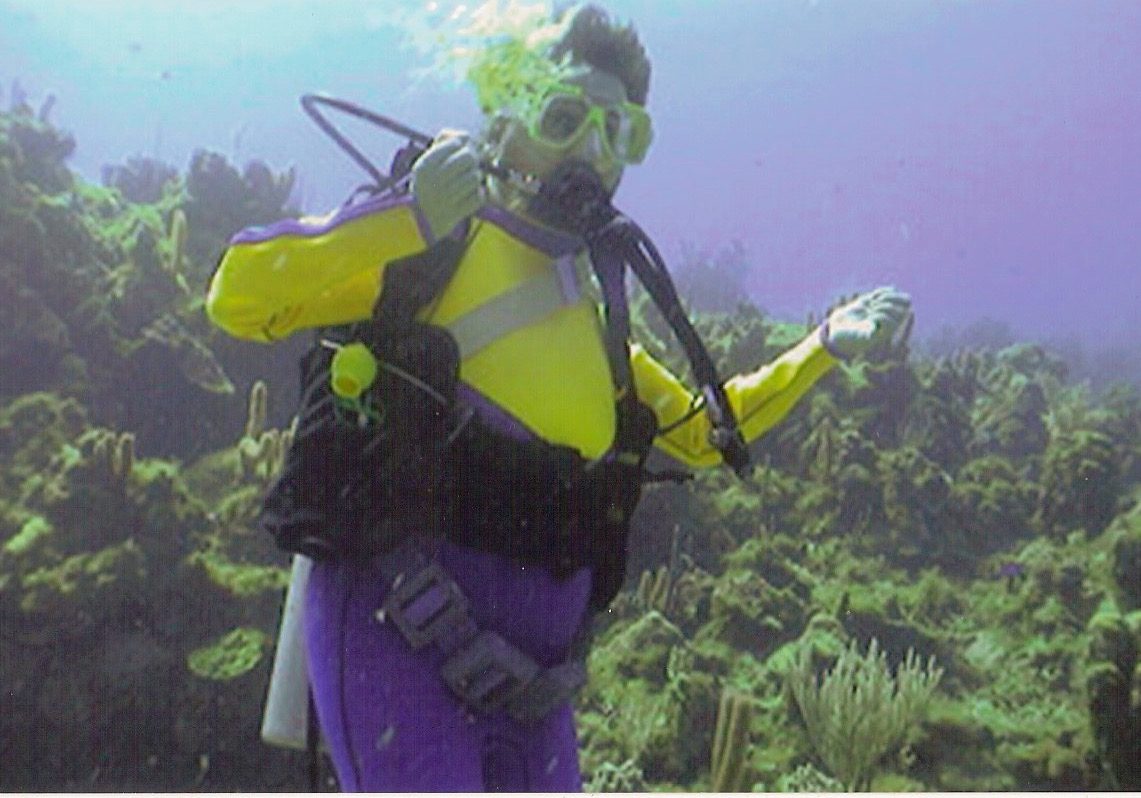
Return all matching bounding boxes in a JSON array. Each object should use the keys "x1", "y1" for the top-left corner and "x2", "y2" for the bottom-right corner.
[
  {"x1": 411, "y1": 130, "x2": 485, "y2": 243},
  {"x1": 823, "y1": 286, "x2": 913, "y2": 359}
]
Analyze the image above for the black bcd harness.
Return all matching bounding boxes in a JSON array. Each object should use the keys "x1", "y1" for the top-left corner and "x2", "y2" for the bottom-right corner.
[
  {"x1": 258, "y1": 100, "x2": 749, "y2": 611},
  {"x1": 258, "y1": 231, "x2": 658, "y2": 610}
]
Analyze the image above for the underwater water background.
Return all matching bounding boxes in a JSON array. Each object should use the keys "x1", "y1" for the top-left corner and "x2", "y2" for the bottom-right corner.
[
  {"x1": 0, "y1": 0, "x2": 1139, "y2": 792},
  {"x1": 3, "y1": 0, "x2": 1140, "y2": 363}
]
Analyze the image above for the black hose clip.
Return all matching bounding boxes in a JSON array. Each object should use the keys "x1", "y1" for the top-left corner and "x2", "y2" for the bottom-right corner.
[{"x1": 702, "y1": 385, "x2": 752, "y2": 478}]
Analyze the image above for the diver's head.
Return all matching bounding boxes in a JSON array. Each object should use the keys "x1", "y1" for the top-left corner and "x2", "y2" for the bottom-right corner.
[{"x1": 485, "y1": 4, "x2": 653, "y2": 196}]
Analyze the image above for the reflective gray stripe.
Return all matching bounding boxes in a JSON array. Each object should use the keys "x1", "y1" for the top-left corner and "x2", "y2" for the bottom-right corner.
[{"x1": 446, "y1": 256, "x2": 580, "y2": 359}]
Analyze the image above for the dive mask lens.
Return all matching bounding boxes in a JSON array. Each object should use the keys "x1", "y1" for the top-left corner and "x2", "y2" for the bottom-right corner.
[
  {"x1": 537, "y1": 94, "x2": 591, "y2": 143},
  {"x1": 531, "y1": 87, "x2": 653, "y2": 165},
  {"x1": 613, "y1": 103, "x2": 652, "y2": 164}
]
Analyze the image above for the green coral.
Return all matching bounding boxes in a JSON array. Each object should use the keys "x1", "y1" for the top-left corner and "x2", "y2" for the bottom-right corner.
[
  {"x1": 1085, "y1": 600, "x2": 1141, "y2": 788},
  {"x1": 907, "y1": 356, "x2": 976, "y2": 472},
  {"x1": 709, "y1": 689, "x2": 753, "y2": 791},
  {"x1": 186, "y1": 626, "x2": 268, "y2": 680},
  {"x1": 772, "y1": 762, "x2": 845, "y2": 792},
  {"x1": 0, "y1": 108, "x2": 76, "y2": 193},
  {"x1": 19, "y1": 538, "x2": 146, "y2": 613},
  {"x1": 971, "y1": 371, "x2": 1050, "y2": 460},
  {"x1": 1037, "y1": 428, "x2": 1122, "y2": 538},
  {"x1": 946, "y1": 455, "x2": 1036, "y2": 556},
  {"x1": 189, "y1": 543, "x2": 288, "y2": 598},
  {"x1": 102, "y1": 156, "x2": 178, "y2": 204},
  {"x1": 0, "y1": 393, "x2": 88, "y2": 487},
  {"x1": 579, "y1": 611, "x2": 721, "y2": 783},
  {"x1": 878, "y1": 446, "x2": 953, "y2": 565},
  {"x1": 702, "y1": 538, "x2": 813, "y2": 656},
  {"x1": 1112, "y1": 503, "x2": 1141, "y2": 610},
  {"x1": 786, "y1": 637, "x2": 943, "y2": 790},
  {"x1": 2, "y1": 514, "x2": 52, "y2": 555}
]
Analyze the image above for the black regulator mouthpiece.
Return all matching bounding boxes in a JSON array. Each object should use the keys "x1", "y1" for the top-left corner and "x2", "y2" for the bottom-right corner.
[{"x1": 528, "y1": 160, "x2": 619, "y2": 239}]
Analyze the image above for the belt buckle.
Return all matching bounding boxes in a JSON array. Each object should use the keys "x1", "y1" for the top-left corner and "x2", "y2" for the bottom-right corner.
[
  {"x1": 507, "y1": 661, "x2": 587, "y2": 722},
  {"x1": 382, "y1": 561, "x2": 470, "y2": 650},
  {"x1": 441, "y1": 631, "x2": 540, "y2": 714}
]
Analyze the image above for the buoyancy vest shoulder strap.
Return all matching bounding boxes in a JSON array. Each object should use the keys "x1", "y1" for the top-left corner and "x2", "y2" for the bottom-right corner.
[
  {"x1": 527, "y1": 162, "x2": 751, "y2": 476},
  {"x1": 610, "y1": 222, "x2": 750, "y2": 474}
]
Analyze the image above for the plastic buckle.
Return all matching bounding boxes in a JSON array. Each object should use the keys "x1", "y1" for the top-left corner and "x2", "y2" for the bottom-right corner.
[
  {"x1": 441, "y1": 631, "x2": 541, "y2": 714},
  {"x1": 382, "y1": 562, "x2": 470, "y2": 650},
  {"x1": 508, "y1": 661, "x2": 587, "y2": 723}
]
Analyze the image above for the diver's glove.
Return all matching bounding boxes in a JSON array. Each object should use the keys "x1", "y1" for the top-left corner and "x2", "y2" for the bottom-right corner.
[
  {"x1": 411, "y1": 130, "x2": 485, "y2": 244},
  {"x1": 823, "y1": 286, "x2": 913, "y2": 359}
]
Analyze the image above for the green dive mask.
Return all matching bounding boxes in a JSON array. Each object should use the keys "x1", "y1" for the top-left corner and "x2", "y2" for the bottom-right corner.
[{"x1": 527, "y1": 83, "x2": 653, "y2": 165}]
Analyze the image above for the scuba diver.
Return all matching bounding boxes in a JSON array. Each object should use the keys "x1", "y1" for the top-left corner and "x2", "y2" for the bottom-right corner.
[{"x1": 205, "y1": 4, "x2": 911, "y2": 792}]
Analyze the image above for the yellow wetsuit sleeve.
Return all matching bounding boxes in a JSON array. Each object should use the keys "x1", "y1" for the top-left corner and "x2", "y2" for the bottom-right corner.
[
  {"x1": 205, "y1": 197, "x2": 431, "y2": 342},
  {"x1": 632, "y1": 328, "x2": 839, "y2": 469}
]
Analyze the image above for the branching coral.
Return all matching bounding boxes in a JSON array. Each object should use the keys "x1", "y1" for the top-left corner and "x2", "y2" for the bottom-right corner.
[
  {"x1": 832, "y1": 428, "x2": 886, "y2": 536},
  {"x1": 101, "y1": 156, "x2": 178, "y2": 204},
  {"x1": 635, "y1": 564, "x2": 673, "y2": 615},
  {"x1": 184, "y1": 151, "x2": 296, "y2": 256},
  {"x1": 89, "y1": 429, "x2": 137, "y2": 483},
  {"x1": 971, "y1": 373, "x2": 1049, "y2": 461},
  {"x1": 244, "y1": 380, "x2": 268, "y2": 440},
  {"x1": 945, "y1": 455, "x2": 1036, "y2": 557},
  {"x1": 709, "y1": 688, "x2": 753, "y2": 791},
  {"x1": 878, "y1": 446, "x2": 953, "y2": 565},
  {"x1": 2, "y1": 109, "x2": 75, "y2": 194},
  {"x1": 236, "y1": 379, "x2": 275, "y2": 480},
  {"x1": 906, "y1": 358, "x2": 975, "y2": 473},
  {"x1": 163, "y1": 208, "x2": 190, "y2": 295},
  {"x1": 799, "y1": 393, "x2": 846, "y2": 482},
  {"x1": 236, "y1": 380, "x2": 294, "y2": 483},
  {"x1": 787, "y1": 637, "x2": 943, "y2": 790}
]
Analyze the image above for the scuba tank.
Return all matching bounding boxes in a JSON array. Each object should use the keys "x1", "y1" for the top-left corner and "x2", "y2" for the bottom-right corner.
[{"x1": 260, "y1": 554, "x2": 316, "y2": 751}]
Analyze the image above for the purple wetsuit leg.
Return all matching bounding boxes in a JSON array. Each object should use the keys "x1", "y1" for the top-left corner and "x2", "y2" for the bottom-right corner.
[{"x1": 304, "y1": 541, "x2": 592, "y2": 792}]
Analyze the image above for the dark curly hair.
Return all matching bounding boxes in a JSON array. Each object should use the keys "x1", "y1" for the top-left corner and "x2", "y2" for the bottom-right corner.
[{"x1": 549, "y1": 4, "x2": 652, "y2": 105}]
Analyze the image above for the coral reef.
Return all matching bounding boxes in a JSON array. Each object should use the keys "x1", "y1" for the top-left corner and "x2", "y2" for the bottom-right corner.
[
  {"x1": 186, "y1": 626, "x2": 271, "y2": 680},
  {"x1": 101, "y1": 156, "x2": 179, "y2": 205},
  {"x1": 1, "y1": 104, "x2": 1139, "y2": 792},
  {"x1": 573, "y1": 238, "x2": 1141, "y2": 792},
  {"x1": 709, "y1": 688, "x2": 753, "y2": 791},
  {"x1": 0, "y1": 107, "x2": 309, "y2": 791},
  {"x1": 0, "y1": 387, "x2": 298, "y2": 789},
  {"x1": 786, "y1": 637, "x2": 943, "y2": 790}
]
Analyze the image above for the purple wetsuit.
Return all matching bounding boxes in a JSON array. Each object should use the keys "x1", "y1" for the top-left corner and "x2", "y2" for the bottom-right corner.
[{"x1": 304, "y1": 539, "x2": 593, "y2": 791}]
